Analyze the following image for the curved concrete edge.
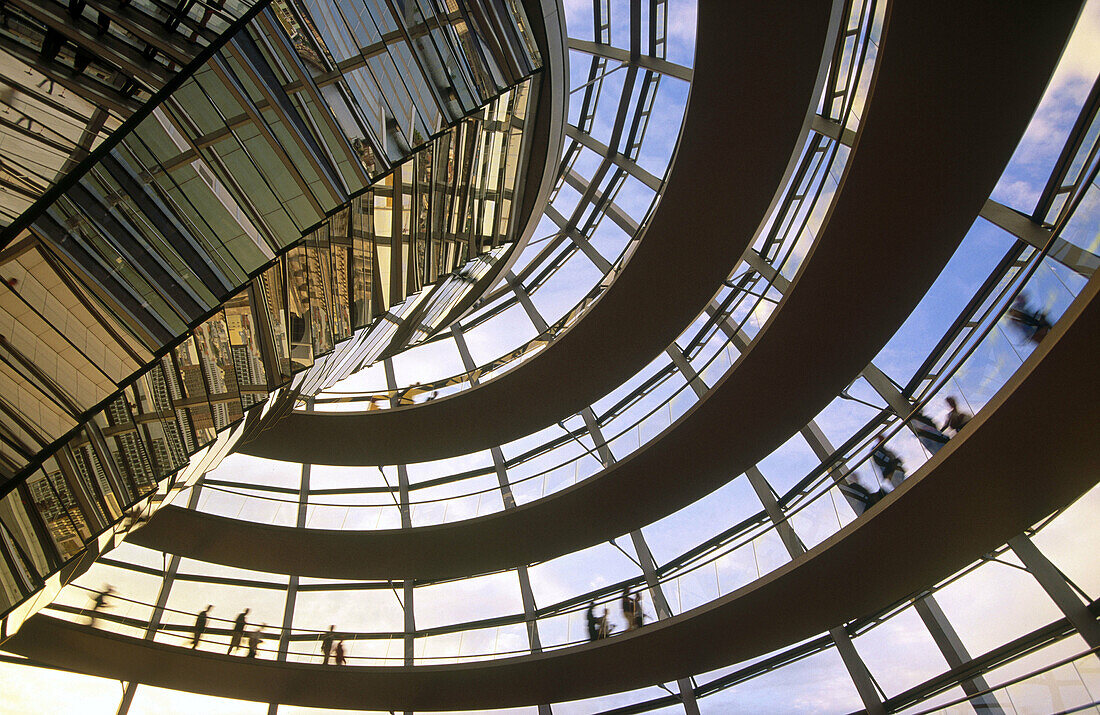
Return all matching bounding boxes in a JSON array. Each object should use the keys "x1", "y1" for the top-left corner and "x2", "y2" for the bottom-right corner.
[
  {"x1": 9, "y1": 259, "x2": 1100, "y2": 711},
  {"x1": 129, "y1": 0, "x2": 1085, "y2": 581},
  {"x1": 238, "y1": 0, "x2": 838, "y2": 465}
]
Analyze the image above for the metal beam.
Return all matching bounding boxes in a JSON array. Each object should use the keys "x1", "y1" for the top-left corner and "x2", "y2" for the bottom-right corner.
[
  {"x1": 811, "y1": 113, "x2": 857, "y2": 147},
  {"x1": 568, "y1": 39, "x2": 693, "y2": 82},
  {"x1": 7, "y1": 0, "x2": 172, "y2": 88},
  {"x1": 981, "y1": 199, "x2": 1098, "y2": 278},
  {"x1": 1009, "y1": 533, "x2": 1100, "y2": 651},
  {"x1": 585, "y1": 409, "x2": 698, "y2": 715},
  {"x1": 665, "y1": 344, "x2": 708, "y2": 400},
  {"x1": 506, "y1": 271, "x2": 550, "y2": 332},
  {"x1": 913, "y1": 595, "x2": 1005, "y2": 712},
  {"x1": 564, "y1": 124, "x2": 663, "y2": 191}
]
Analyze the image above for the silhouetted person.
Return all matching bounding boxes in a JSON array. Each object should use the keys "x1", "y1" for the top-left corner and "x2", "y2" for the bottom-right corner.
[
  {"x1": 1007, "y1": 293, "x2": 1051, "y2": 344},
  {"x1": 910, "y1": 411, "x2": 949, "y2": 455},
  {"x1": 631, "y1": 591, "x2": 646, "y2": 630},
  {"x1": 228, "y1": 608, "x2": 250, "y2": 654},
  {"x1": 88, "y1": 585, "x2": 115, "y2": 627},
  {"x1": 941, "y1": 396, "x2": 972, "y2": 435},
  {"x1": 247, "y1": 624, "x2": 265, "y2": 658},
  {"x1": 841, "y1": 472, "x2": 883, "y2": 515},
  {"x1": 872, "y1": 435, "x2": 906, "y2": 493},
  {"x1": 586, "y1": 601, "x2": 600, "y2": 641},
  {"x1": 622, "y1": 587, "x2": 637, "y2": 631},
  {"x1": 191, "y1": 605, "x2": 213, "y2": 648},
  {"x1": 598, "y1": 607, "x2": 613, "y2": 638},
  {"x1": 321, "y1": 625, "x2": 336, "y2": 664},
  {"x1": 334, "y1": 640, "x2": 347, "y2": 666}
]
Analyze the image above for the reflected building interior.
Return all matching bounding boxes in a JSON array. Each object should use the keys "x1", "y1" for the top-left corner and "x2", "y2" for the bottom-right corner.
[{"x1": 0, "y1": 0, "x2": 1098, "y2": 713}]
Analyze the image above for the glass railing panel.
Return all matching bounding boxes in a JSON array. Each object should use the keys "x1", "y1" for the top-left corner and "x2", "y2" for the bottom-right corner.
[
  {"x1": 416, "y1": 622, "x2": 528, "y2": 665},
  {"x1": 643, "y1": 475, "x2": 764, "y2": 569},
  {"x1": 760, "y1": 433, "x2": 830, "y2": 497},
  {"x1": 704, "y1": 646, "x2": 866, "y2": 713},
  {"x1": 934, "y1": 558, "x2": 1066, "y2": 659},
  {"x1": 416, "y1": 569, "x2": 523, "y2": 630},
  {"x1": 853, "y1": 604, "x2": 952, "y2": 700},
  {"x1": 157, "y1": 577, "x2": 288, "y2": 651},
  {"x1": 529, "y1": 538, "x2": 644, "y2": 617}
]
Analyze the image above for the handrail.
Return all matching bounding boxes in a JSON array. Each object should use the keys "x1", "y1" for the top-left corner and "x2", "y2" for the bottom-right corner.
[
  {"x1": 235, "y1": 0, "x2": 843, "y2": 466},
  {"x1": 114, "y1": 258, "x2": 1081, "y2": 655},
  {"x1": 7, "y1": 260, "x2": 1099, "y2": 707}
]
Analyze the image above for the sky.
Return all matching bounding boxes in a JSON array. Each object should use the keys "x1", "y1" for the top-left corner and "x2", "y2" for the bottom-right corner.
[{"x1": 1, "y1": 0, "x2": 1099, "y2": 713}]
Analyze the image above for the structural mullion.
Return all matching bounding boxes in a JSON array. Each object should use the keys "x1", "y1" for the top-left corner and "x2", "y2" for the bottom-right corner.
[
  {"x1": 745, "y1": 466, "x2": 805, "y2": 557},
  {"x1": 505, "y1": 271, "x2": 549, "y2": 332},
  {"x1": 576, "y1": 230, "x2": 613, "y2": 272},
  {"x1": 488, "y1": 444, "x2": 552, "y2": 714},
  {"x1": 799, "y1": 419, "x2": 867, "y2": 516},
  {"x1": 858, "y1": 361, "x2": 1036, "y2": 706},
  {"x1": 385, "y1": 358, "x2": 415, "y2": 686},
  {"x1": 545, "y1": 170, "x2": 639, "y2": 237},
  {"x1": 629, "y1": 529, "x2": 702, "y2": 715},
  {"x1": 567, "y1": 39, "x2": 692, "y2": 82},
  {"x1": 273, "y1": 446, "x2": 312, "y2": 672},
  {"x1": 704, "y1": 299, "x2": 752, "y2": 353},
  {"x1": 562, "y1": 167, "x2": 640, "y2": 234},
  {"x1": 810, "y1": 113, "x2": 857, "y2": 147},
  {"x1": 913, "y1": 596, "x2": 1006, "y2": 713},
  {"x1": 829, "y1": 625, "x2": 887, "y2": 715},
  {"x1": 742, "y1": 248, "x2": 792, "y2": 292},
  {"x1": 450, "y1": 325, "x2": 479, "y2": 385},
  {"x1": 116, "y1": 484, "x2": 203, "y2": 715},
  {"x1": 1008, "y1": 533, "x2": 1100, "y2": 652},
  {"x1": 747, "y1": 462, "x2": 884, "y2": 714},
  {"x1": 583, "y1": 408, "x2": 698, "y2": 714},
  {"x1": 564, "y1": 124, "x2": 662, "y2": 191},
  {"x1": 665, "y1": 344, "x2": 707, "y2": 399},
  {"x1": 980, "y1": 199, "x2": 1098, "y2": 278}
]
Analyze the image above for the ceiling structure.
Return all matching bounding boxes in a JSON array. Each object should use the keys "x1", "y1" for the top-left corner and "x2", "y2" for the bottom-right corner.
[{"x1": 0, "y1": 0, "x2": 1098, "y2": 713}]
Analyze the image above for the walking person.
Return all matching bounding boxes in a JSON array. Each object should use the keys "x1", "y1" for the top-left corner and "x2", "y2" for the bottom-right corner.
[
  {"x1": 598, "y1": 607, "x2": 613, "y2": 638},
  {"x1": 622, "y1": 587, "x2": 637, "y2": 631},
  {"x1": 228, "y1": 608, "x2": 250, "y2": 654},
  {"x1": 872, "y1": 435, "x2": 906, "y2": 493},
  {"x1": 1007, "y1": 293, "x2": 1051, "y2": 344},
  {"x1": 191, "y1": 605, "x2": 213, "y2": 649},
  {"x1": 88, "y1": 585, "x2": 115, "y2": 627},
  {"x1": 334, "y1": 640, "x2": 347, "y2": 666},
  {"x1": 631, "y1": 591, "x2": 646, "y2": 630},
  {"x1": 246, "y1": 624, "x2": 265, "y2": 658},
  {"x1": 321, "y1": 625, "x2": 336, "y2": 664},
  {"x1": 842, "y1": 472, "x2": 883, "y2": 515},
  {"x1": 941, "y1": 396, "x2": 972, "y2": 435},
  {"x1": 909, "y1": 411, "x2": 949, "y2": 455}
]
